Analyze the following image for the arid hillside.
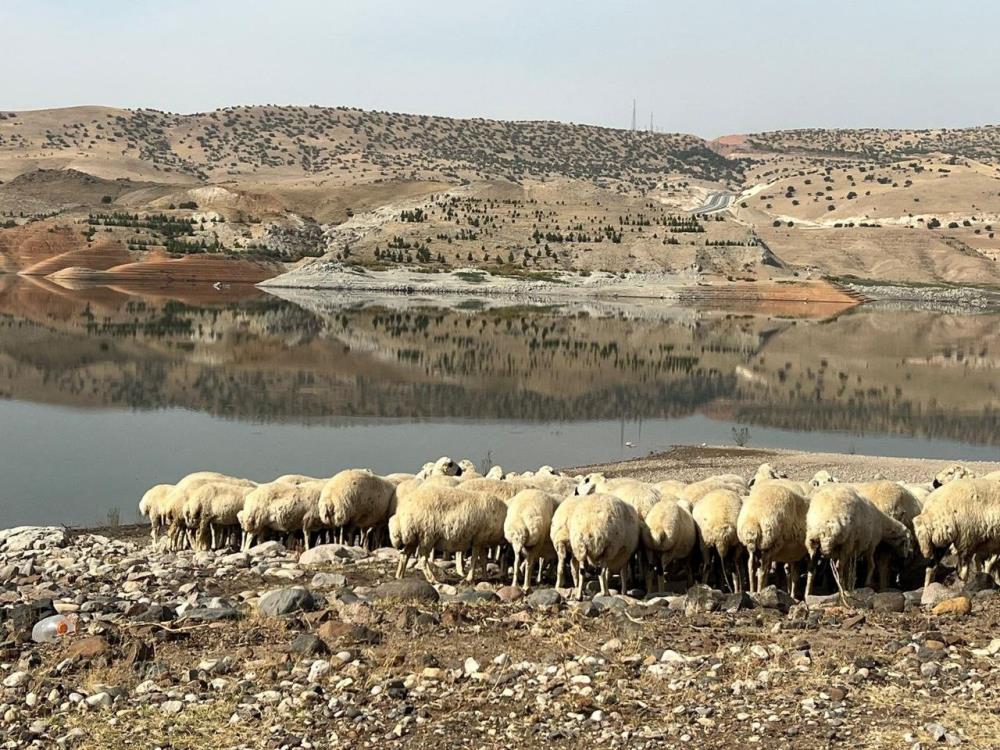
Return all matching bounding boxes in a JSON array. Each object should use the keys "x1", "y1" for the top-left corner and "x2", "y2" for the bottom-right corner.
[{"x1": 1, "y1": 106, "x2": 999, "y2": 288}]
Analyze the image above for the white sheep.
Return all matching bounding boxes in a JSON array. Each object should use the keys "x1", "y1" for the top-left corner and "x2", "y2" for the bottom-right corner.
[
  {"x1": 415, "y1": 457, "x2": 461, "y2": 479},
  {"x1": 805, "y1": 484, "x2": 911, "y2": 599},
  {"x1": 849, "y1": 481, "x2": 921, "y2": 588},
  {"x1": 503, "y1": 489, "x2": 560, "y2": 590},
  {"x1": 579, "y1": 477, "x2": 661, "y2": 519},
  {"x1": 549, "y1": 495, "x2": 585, "y2": 589},
  {"x1": 641, "y1": 498, "x2": 697, "y2": 591},
  {"x1": 318, "y1": 469, "x2": 396, "y2": 547},
  {"x1": 913, "y1": 478, "x2": 1000, "y2": 587},
  {"x1": 138, "y1": 484, "x2": 174, "y2": 546},
  {"x1": 384, "y1": 472, "x2": 416, "y2": 486},
  {"x1": 163, "y1": 472, "x2": 254, "y2": 550},
  {"x1": 391, "y1": 483, "x2": 507, "y2": 583},
  {"x1": 680, "y1": 475, "x2": 747, "y2": 505},
  {"x1": 737, "y1": 483, "x2": 809, "y2": 597},
  {"x1": 652, "y1": 479, "x2": 687, "y2": 498},
  {"x1": 273, "y1": 474, "x2": 321, "y2": 485},
  {"x1": 567, "y1": 493, "x2": 640, "y2": 599},
  {"x1": 932, "y1": 463, "x2": 976, "y2": 488},
  {"x1": 692, "y1": 488, "x2": 745, "y2": 592},
  {"x1": 239, "y1": 480, "x2": 325, "y2": 551},
  {"x1": 182, "y1": 481, "x2": 256, "y2": 550}
]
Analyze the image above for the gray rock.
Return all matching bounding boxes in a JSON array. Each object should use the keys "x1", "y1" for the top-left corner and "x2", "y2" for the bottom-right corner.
[
  {"x1": 179, "y1": 607, "x2": 241, "y2": 623},
  {"x1": 130, "y1": 604, "x2": 177, "y2": 623},
  {"x1": 805, "y1": 593, "x2": 841, "y2": 607},
  {"x1": 752, "y1": 586, "x2": 795, "y2": 612},
  {"x1": 526, "y1": 588, "x2": 563, "y2": 609},
  {"x1": 258, "y1": 587, "x2": 316, "y2": 617},
  {"x1": 722, "y1": 592, "x2": 756, "y2": 612},
  {"x1": 458, "y1": 589, "x2": 500, "y2": 604},
  {"x1": 593, "y1": 595, "x2": 628, "y2": 611},
  {"x1": 871, "y1": 591, "x2": 906, "y2": 613},
  {"x1": 161, "y1": 700, "x2": 184, "y2": 715},
  {"x1": 684, "y1": 585, "x2": 722, "y2": 616},
  {"x1": 372, "y1": 579, "x2": 440, "y2": 604},
  {"x1": 921, "y1": 582, "x2": 954, "y2": 607},
  {"x1": 85, "y1": 692, "x2": 112, "y2": 709},
  {"x1": 0, "y1": 526, "x2": 68, "y2": 552},
  {"x1": 311, "y1": 572, "x2": 348, "y2": 589},
  {"x1": 926, "y1": 723, "x2": 947, "y2": 742},
  {"x1": 299, "y1": 544, "x2": 369, "y2": 565},
  {"x1": 247, "y1": 541, "x2": 286, "y2": 556},
  {"x1": 289, "y1": 633, "x2": 328, "y2": 656}
]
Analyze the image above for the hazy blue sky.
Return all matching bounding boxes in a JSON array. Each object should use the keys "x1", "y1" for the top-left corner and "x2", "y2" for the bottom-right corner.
[{"x1": 3, "y1": 0, "x2": 998, "y2": 136}]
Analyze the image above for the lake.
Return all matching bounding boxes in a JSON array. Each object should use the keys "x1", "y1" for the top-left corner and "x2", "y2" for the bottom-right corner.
[{"x1": 1, "y1": 274, "x2": 998, "y2": 527}]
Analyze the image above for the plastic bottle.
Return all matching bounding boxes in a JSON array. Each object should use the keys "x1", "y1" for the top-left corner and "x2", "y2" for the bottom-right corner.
[{"x1": 30, "y1": 614, "x2": 77, "y2": 643}]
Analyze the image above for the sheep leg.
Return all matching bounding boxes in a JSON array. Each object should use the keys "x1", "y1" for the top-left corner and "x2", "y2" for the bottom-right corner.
[
  {"x1": 524, "y1": 550, "x2": 539, "y2": 592},
  {"x1": 454, "y1": 551, "x2": 466, "y2": 578},
  {"x1": 395, "y1": 547, "x2": 412, "y2": 579},
  {"x1": 718, "y1": 552, "x2": 733, "y2": 594},
  {"x1": 418, "y1": 544, "x2": 439, "y2": 584},
  {"x1": 805, "y1": 555, "x2": 817, "y2": 600},
  {"x1": 555, "y1": 549, "x2": 566, "y2": 589},
  {"x1": 700, "y1": 543, "x2": 712, "y2": 585},
  {"x1": 787, "y1": 562, "x2": 799, "y2": 600},
  {"x1": 511, "y1": 547, "x2": 521, "y2": 588},
  {"x1": 465, "y1": 547, "x2": 480, "y2": 583},
  {"x1": 574, "y1": 559, "x2": 584, "y2": 600},
  {"x1": 536, "y1": 556, "x2": 545, "y2": 585},
  {"x1": 599, "y1": 567, "x2": 610, "y2": 597},
  {"x1": 830, "y1": 558, "x2": 848, "y2": 605},
  {"x1": 746, "y1": 549, "x2": 756, "y2": 594}
]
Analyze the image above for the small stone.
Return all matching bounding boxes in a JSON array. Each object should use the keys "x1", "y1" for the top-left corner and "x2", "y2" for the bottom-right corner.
[
  {"x1": 871, "y1": 591, "x2": 906, "y2": 613},
  {"x1": 311, "y1": 572, "x2": 347, "y2": 589},
  {"x1": 464, "y1": 658, "x2": 481, "y2": 675},
  {"x1": 290, "y1": 634, "x2": 328, "y2": 656},
  {"x1": 308, "y1": 660, "x2": 332, "y2": 683},
  {"x1": 3, "y1": 671, "x2": 30, "y2": 689},
  {"x1": 495, "y1": 586, "x2": 524, "y2": 603},
  {"x1": 921, "y1": 583, "x2": 954, "y2": 607},
  {"x1": 932, "y1": 596, "x2": 971, "y2": 617},
  {"x1": 926, "y1": 723, "x2": 947, "y2": 742},
  {"x1": 752, "y1": 586, "x2": 794, "y2": 612},
  {"x1": 684, "y1": 585, "x2": 722, "y2": 616},
  {"x1": 827, "y1": 686, "x2": 847, "y2": 702},
  {"x1": 257, "y1": 587, "x2": 316, "y2": 617},
  {"x1": 85, "y1": 692, "x2": 112, "y2": 709},
  {"x1": 526, "y1": 588, "x2": 563, "y2": 609},
  {"x1": 372, "y1": 579, "x2": 440, "y2": 604},
  {"x1": 161, "y1": 700, "x2": 184, "y2": 715}
]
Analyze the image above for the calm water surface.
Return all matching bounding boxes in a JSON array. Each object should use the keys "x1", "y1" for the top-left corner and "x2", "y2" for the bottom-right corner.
[{"x1": 1, "y1": 275, "x2": 997, "y2": 526}]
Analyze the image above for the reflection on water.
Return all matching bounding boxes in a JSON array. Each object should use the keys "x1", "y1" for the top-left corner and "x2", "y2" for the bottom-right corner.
[{"x1": 0, "y1": 275, "x2": 998, "y2": 525}]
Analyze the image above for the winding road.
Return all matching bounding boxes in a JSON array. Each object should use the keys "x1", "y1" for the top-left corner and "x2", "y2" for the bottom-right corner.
[{"x1": 690, "y1": 191, "x2": 735, "y2": 214}]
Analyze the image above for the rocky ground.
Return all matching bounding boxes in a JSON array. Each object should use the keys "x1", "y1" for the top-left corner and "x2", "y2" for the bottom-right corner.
[{"x1": 1, "y1": 519, "x2": 999, "y2": 750}]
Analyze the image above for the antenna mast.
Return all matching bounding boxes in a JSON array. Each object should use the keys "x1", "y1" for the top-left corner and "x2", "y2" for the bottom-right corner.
[{"x1": 631, "y1": 98, "x2": 636, "y2": 132}]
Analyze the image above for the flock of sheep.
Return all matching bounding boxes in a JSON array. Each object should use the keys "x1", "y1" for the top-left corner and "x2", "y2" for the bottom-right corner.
[{"x1": 138, "y1": 458, "x2": 1000, "y2": 601}]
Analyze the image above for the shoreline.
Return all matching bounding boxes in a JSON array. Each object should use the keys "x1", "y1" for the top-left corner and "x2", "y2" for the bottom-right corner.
[{"x1": 3, "y1": 444, "x2": 1000, "y2": 747}]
